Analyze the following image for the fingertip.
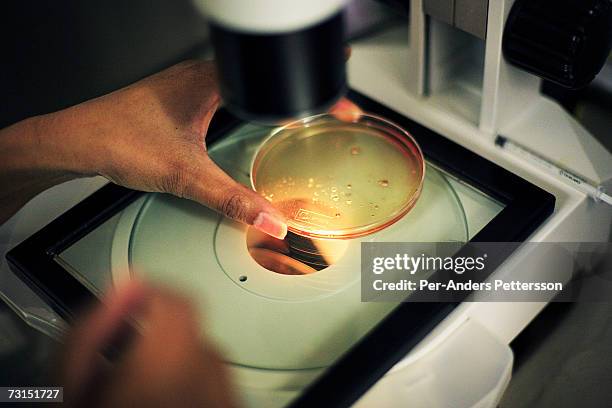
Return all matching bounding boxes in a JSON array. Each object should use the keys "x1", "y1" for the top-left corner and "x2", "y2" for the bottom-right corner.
[
  {"x1": 253, "y1": 212, "x2": 288, "y2": 240},
  {"x1": 330, "y1": 98, "x2": 363, "y2": 122},
  {"x1": 344, "y1": 46, "x2": 352, "y2": 61},
  {"x1": 105, "y1": 278, "x2": 149, "y2": 316}
]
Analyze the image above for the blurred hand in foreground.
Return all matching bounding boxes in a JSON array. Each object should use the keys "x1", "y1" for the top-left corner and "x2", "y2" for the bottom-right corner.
[{"x1": 60, "y1": 281, "x2": 236, "y2": 408}]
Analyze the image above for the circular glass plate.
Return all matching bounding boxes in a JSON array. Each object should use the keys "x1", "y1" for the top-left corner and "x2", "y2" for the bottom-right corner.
[
  {"x1": 110, "y1": 125, "x2": 467, "y2": 374},
  {"x1": 251, "y1": 114, "x2": 425, "y2": 239}
]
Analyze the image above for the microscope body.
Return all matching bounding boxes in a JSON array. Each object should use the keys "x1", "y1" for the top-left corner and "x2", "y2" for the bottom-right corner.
[{"x1": 195, "y1": 0, "x2": 347, "y2": 123}]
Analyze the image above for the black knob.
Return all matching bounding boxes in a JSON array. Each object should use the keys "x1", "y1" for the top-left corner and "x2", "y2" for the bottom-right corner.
[{"x1": 503, "y1": 0, "x2": 612, "y2": 89}]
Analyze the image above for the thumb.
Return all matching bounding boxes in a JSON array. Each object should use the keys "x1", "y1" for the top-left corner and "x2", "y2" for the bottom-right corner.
[{"x1": 184, "y1": 154, "x2": 288, "y2": 239}]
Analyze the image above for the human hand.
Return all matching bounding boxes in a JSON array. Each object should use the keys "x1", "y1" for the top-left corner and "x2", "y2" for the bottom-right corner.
[
  {"x1": 41, "y1": 60, "x2": 360, "y2": 239},
  {"x1": 37, "y1": 60, "x2": 288, "y2": 238},
  {"x1": 59, "y1": 281, "x2": 236, "y2": 408}
]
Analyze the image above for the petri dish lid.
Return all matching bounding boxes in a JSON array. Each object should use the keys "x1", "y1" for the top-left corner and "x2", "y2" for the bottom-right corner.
[{"x1": 251, "y1": 113, "x2": 425, "y2": 239}]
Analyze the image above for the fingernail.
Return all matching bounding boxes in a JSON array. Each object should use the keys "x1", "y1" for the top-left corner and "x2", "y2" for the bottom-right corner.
[{"x1": 253, "y1": 212, "x2": 287, "y2": 240}]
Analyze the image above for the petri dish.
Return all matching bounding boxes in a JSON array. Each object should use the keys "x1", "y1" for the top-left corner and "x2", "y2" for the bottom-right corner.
[{"x1": 251, "y1": 113, "x2": 425, "y2": 239}]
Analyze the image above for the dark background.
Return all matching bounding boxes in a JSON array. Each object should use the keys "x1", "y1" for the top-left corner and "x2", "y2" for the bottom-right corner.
[{"x1": 0, "y1": 0, "x2": 209, "y2": 129}]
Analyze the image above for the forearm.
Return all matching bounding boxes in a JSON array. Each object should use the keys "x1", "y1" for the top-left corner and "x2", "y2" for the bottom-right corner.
[
  {"x1": 0, "y1": 61, "x2": 290, "y2": 239},
  {"x1": 0, "y1": 112, "x2": 90, "y2": 224}
]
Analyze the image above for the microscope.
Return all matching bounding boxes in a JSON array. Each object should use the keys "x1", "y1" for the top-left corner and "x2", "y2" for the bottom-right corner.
[
  {"x1": 195, "y1": 0, "x2": 611, "y2": 124},
  {"x1": 2, "y1": 1, "x2": 611, "y2": 408}
]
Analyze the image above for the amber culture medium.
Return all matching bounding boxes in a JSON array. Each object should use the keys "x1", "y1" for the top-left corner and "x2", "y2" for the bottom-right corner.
[{"x1": 251, "y1": 113, "x2": 425, "y2": 239}]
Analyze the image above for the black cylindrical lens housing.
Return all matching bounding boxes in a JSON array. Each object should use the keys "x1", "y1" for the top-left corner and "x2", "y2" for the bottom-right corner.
[{"x1": 209, "y1": 12, "x2": 346, "y2": 123}]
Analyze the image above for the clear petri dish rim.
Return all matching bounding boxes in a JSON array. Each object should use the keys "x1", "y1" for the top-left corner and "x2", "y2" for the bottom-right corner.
[{"x1": 250, "y1": 113, "x2": 426, "y2": 239}]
